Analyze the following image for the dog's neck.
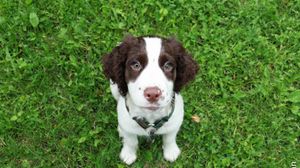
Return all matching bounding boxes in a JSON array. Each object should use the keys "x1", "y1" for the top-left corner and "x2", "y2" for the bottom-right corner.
[{"x1": 125, "y1": 95, "x2": 173, "y2": 124}]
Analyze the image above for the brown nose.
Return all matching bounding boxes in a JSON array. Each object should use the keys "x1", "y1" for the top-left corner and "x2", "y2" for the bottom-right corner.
[{"x1": 144, "y1": 87, "x2": 162, "y2": 103}]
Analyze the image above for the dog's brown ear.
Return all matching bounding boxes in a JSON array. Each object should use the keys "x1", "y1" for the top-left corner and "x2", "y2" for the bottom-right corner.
[
  {"x1": 163, "y1": 38, "x2": 199, "y2": 92},
  {"x1": 102, "y1": 35, "x2": 137, "y2": 96}
]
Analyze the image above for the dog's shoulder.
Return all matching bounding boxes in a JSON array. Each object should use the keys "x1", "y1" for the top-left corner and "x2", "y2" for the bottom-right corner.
[{"x1": 110, "y1": 79, "x2": 121, "y2": 101}]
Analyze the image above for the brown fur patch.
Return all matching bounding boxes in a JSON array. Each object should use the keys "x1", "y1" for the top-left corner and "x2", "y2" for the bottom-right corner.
[
  {"x1": 161, "y1": 38, "x2": 199, "y2": 92},
  {"x1": 102, "y1": 35, "x2": 147, "y2": 96},
  {"x1": 158, "y1": 53, "x2": 177, "y2": 81}
]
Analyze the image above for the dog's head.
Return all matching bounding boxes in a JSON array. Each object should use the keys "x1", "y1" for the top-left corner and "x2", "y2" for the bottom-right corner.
[{"x1": 102, "y1": 35, "x2": 198, "y2": 110}]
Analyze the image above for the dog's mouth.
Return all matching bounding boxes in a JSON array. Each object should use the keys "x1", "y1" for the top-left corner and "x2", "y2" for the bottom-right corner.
[
  {"x1": 142, "y1": 103, "x2": 161, "y2": 111},
  {"x1": 143, "y1": 102, "x2": 172, "y2": 111},
  {"x1": 145, "y1": 106, "x2": 160, "y2": 111},
  {"x1": 142, "y1": 99, "x2": 173, "y2": 111}
]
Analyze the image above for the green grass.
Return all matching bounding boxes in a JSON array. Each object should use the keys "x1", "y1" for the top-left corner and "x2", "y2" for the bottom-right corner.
[{"x1": 0, "y1": 0, "x2": 299, "y2": 167}]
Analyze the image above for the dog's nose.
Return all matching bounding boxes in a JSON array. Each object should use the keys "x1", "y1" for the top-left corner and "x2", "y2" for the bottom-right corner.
[{"x1": 144, "y1": 87, "x2": 162, "y2": 103}]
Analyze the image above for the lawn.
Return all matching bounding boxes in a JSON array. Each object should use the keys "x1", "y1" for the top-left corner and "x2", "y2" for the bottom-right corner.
[{"x1": 0, "y1": 0, "x2": 299, "y2": 167}]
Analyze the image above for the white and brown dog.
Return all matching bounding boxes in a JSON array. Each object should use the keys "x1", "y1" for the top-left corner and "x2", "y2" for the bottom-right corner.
[{"x1": 102, "y1": 35, "x2": 198, "y2": 165}]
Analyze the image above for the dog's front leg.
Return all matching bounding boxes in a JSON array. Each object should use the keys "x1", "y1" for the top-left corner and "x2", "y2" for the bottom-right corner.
[
  {"x1": 118, "y1": 126, "x2": 138, "y2": 165},
  {"x1": 162, "y1": 130, "x2": 181, "y2": 162}
]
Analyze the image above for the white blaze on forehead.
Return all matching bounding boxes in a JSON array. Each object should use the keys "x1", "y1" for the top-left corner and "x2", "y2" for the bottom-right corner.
[{"x1": 143, "y1": 37, "x2": 162, "y2": 63}]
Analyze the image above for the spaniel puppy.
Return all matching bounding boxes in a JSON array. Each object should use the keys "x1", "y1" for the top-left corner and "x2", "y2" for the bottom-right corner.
[{"x1": 102, "y1": 35, "x2": 198, "y2": 165}]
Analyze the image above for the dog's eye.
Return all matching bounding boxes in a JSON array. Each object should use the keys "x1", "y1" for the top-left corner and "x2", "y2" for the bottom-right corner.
[
  {"x1": 163, "y1": 61, "x2": 173, "y2": 72},
  {"x1": 130, "y1": 60, "x2": 142, "y2": 71}
]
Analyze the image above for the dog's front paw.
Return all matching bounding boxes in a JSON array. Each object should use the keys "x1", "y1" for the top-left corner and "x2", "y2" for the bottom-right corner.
[
  {"x1": 163, "y1": 143, "x2": 181, "y2": 162},
  {"x1": 120, "y1": 146, "x2": 137, "y2": 165}
]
